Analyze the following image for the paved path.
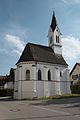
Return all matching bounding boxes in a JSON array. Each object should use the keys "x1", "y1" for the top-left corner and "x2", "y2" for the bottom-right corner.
[{"x1": 0, "y1": 97, "x2": 80, "y2": 120}]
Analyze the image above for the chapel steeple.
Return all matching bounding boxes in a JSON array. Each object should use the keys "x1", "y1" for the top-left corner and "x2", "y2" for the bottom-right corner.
[
  {"x1": 50, "y1": 11, "x2": 57, "y2": 32},
  {"x1": 48, "y1": 11, "x2": 62, "y2": 55}
]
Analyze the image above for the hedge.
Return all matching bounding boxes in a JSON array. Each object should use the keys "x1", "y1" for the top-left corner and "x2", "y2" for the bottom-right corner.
[
  {"x1": 70, "y1": 85, "x2": 80, "y2": 94},
  {"x1": 0, "y1": 89, "x2": 14, "y2": 97}
]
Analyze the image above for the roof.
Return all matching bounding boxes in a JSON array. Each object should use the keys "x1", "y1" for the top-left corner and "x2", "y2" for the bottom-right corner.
[
  {"x1": 50, "y1": 12, "x2": 57, "y2": 32},
  {"x1": 0, "y1": 76, "x2": 7, "y2": 81},
  {"x1": 16, "y1": 42, "x2": 68, "y2": 66},
  {"x1": 70, "y1": 63, "x2": 80, "y2": 76}
]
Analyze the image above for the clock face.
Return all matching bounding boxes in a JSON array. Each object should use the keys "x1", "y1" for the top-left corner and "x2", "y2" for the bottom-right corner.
[{"x1": 50, "y1": 36, "x2": 52, "y2": 44}]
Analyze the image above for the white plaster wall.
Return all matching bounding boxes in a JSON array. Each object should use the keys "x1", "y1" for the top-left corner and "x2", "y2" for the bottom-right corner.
[
  {"x1": 14, "y1": 61, "x2": 70, "y2": 99},
  {"x1": 54, "y1": 67, "x2": 61, "y2": 95},
  {"x1": 60, "y1": 68, "x2": 71, "y2": 94},
  {"x1": 52, "y1": 27, "x2": 62, "y2": 55},
  {"x1": 14, "y1": 81, "x2": 56, "y2": 99},
  {"x1": 14, "y1": 62, "x2": 37, "y2": 99},
  {"x1": 35, "y1": 63, "x2": 67, "y2": 97},
  {"x1": 7, "y1": 82, "x2": 14, "y2": 89},
  {"x1": 52, "y1": 45, "x2": 62, "y2": 55},
  {"x1": 14, "y1": 69, "x2": 18, "y2": 99},
  {"x1": 48, "y1": 27, "x2": 61, "y2": 45},
  {"x1": 53, "y1": 26, "x2": 61, "y2": 45},
  {"x1": 21, "y1": 63, "x2": 36, "y2": 80},
  {"x1": 15, "y1": 62, "x2": 36, "y2": 82},
  {"x1": 44, "y1": 81, "x2": 55, "y2": 96},
  {"x1": 14, "y1": 68, "x2": 18, "y2": 81},
  {"x1": 36, "y1": 81, "x2": 44, "y2": 97},
  {"x1": 22, "y1": 81, "x2": 36, "y2": 98},
  {"x1": 36, "y1": 63, "x2": 56, "y2": 81},
  {"x1": 48, "y1": 26, "x2": 62, "y2": 55},
  {"x1": 4, "y1": 83, "x2": 8, "y2": 88},
  {"x1": 63, "y1": 69, "x2": 71, "y2": 94},
  {"x1": 14, "y1": 81, "x2": 18, "y2": 99}
]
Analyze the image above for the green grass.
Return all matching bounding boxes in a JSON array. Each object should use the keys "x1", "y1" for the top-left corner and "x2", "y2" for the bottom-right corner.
[
  {"x1": 22, "y1": 94, "x2": 80, "y2": 101},
  {"x1": 45, "y1": 94, "x2": 80, "y2": 100}
]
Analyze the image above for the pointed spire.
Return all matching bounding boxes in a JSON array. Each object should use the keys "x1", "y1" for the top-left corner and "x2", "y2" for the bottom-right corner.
[{"x1": 50, "y1": 11, "x2": 57, "y2": 32}]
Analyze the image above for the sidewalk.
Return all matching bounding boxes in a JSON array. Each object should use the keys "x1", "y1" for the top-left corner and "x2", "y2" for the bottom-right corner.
[{"x1": 0, "y1": 96, "x2": 12, "y2": 101}]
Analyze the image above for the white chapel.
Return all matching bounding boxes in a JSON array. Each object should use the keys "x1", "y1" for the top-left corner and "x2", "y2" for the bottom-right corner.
[{"x1": 14, "y1": 12, "x2": 71, "y2": 99}]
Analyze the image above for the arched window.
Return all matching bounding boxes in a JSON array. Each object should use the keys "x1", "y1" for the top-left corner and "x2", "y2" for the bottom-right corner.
[
  {"x1": 26, "y1": 70, "x2": 30, "y2": 80},
  {"x1": 38, "y1": 70, "x2": 41, "y2": 80},
  {"x1": 60, "y1": 72, "x2": 62, "y2": 77},
  {"x1": 56, "y1": 35, "x2": 58, "y2": 43},
  {"x1": 50, "y1": 36, "x2": 53, "y2": 44},
  {"x1": 48, "y1": 70, "x2": 51, "y2": 81},
  {"x1": 56, "y1": 35, "x2": 59, "y2": 43},
  {"x1": 58, "y1": 36, "x2": 59, "y2": 43}
]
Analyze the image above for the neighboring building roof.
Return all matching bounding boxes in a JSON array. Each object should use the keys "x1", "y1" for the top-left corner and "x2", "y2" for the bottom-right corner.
[
  {"x1": 0, "y1": 76, "x2": 7, "y2": 81},
  {"x1": 0, "y1": 76, "x2": 8, "y2": 86},
  {"x1": 16, "y1": 42, "x2": 68, "y2": 66},
  {"x1": 50, "y1": 12, "x2": 57, "y2": 32},
  {"x1": 70, "y1": 63, "x2": 80, "y2": 76}
]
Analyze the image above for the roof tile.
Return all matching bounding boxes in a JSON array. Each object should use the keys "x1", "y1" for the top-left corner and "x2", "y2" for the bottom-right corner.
[{"x1": 16, "y1": 42, "x2": 68, "y2": 66}]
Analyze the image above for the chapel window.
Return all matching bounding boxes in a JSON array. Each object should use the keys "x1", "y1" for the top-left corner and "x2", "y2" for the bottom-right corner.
[
  {"x1": 50, "y1": 36, "x2": 53, "y2": 44},
  {"x1": 58, "y1": 36, "x2": 59, "y2": 43},
  {"x1": 60, "y1": 72, "x2": 62, "y2": 77},
  {"x1": 26, "y1": 70, "x2": 30, "y2": 80},
  {"x1": 56, "y1": 35, "x2": 57, "y2": 43},
  {"x1": 56, "y1": 35, "x2": 59, "y2": 43},
  {"x1": 38, "y1": 70, "x2": 42, "y2": 80},
  {"x1": 48, "y1": 70, "x2": 51, "y2": 81}
]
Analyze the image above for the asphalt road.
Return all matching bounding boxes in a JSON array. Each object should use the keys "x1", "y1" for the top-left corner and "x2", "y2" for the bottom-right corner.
[{"x1": 0, "y1": 97, "x2": 80, "y2": 120}]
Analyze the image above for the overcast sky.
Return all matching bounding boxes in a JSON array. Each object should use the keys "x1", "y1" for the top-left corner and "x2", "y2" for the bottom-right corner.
[{"x1": 0, "y1": 0, "x2": 80, "y2": 75}]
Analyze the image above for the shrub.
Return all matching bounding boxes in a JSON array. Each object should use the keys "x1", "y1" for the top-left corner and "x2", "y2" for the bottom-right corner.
[
  {"x1": 70, "y1": 84, "x2": 80, "y2": 94},
  {"x1": 0, "y1": 89, "x2": 14, "y2": 97}
]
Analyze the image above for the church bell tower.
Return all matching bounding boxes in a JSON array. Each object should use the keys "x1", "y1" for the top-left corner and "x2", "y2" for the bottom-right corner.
[{"x1": 48, "y1": 12, "x2": 62, "y2": 55}]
